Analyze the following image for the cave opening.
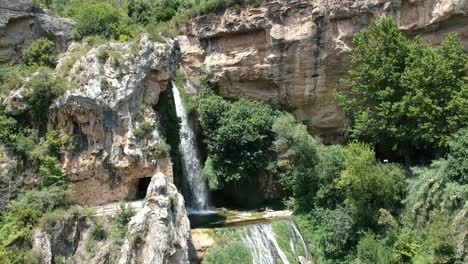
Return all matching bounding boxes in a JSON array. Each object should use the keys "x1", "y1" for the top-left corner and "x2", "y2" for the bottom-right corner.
[{"x1": 136, "y1": 177, "x2": 152, "y2": 200}]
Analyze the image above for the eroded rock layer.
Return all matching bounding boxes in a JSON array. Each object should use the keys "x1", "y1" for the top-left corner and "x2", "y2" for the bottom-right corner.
[
  {"x1": 49, "y1": 36, "x2": 180, "y2": 205},
  {"x1": 32, "y1": 172, "x2": 191, "y2": 264},
  {"x1": 0, "y1": 0, "x2": 75, "y2": 64},
  {"x1": 180, "y1": 0, "x2": 468, "y2": 142}
]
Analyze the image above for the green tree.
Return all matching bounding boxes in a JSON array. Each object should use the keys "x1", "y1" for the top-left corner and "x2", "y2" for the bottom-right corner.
[
  {"x1": 337, "y1": 17, "x2": 468, "y2": 163},
  {"x1": 270, "y1": 113, "x2": 319, "y2": 211},
  {"x1": 23, "y1": 38, "x2": 56, "y2": 67},
  {"x1": 73, "y1": 2, "x2": 124, "y2": 39},
  {"x1": 198, "y1": 96, "x2": 277, "y2": 185},
  {"x1": 26, "y1": 73, "x2": 67, "y2": 132},
  {"x1": 338, "y1": 142, "x2": 405, "y2": 230},
  {"x1": 446, "y1": 127, "x2": 468, "y2": 183}
]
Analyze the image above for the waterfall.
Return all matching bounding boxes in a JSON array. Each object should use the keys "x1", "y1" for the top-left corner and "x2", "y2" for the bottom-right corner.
[
  {"x1": 171, "y1": 82, "x2": 209, "y2": 211},
  {"x1": 242, "y1": 221, "x2": 311, "y2": 264}
]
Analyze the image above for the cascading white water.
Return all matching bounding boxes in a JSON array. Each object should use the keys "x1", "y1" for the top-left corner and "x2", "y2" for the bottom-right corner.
[
  {"x1": 171, "y1": 82, "x2": 209, "y2": 211},
  {"x1": 243, "y1": 224, "x2": 291, "y2": 264},
  {"x1": 242, "y1": 222, "x2": 311, "y2": 264}
]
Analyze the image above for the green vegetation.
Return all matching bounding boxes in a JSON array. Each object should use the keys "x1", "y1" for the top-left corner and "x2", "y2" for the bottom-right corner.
[
  {"x1": 110, "y1": 204, "x2": 135, "y2": 240},
  {"x1": 133, "y1": 120, "x2": 154, "y2": 140},
  {"x1": 34, "y1": 0, "x2": 266, "y2": 41},
  {"x1": 198, "y1": 91, "x2": 278, "y2": 185},
  {"x1": 23, "y1": 38, "x2": 57, "y2": 68},
  {"x1": 336, "y1": 17, "x2": 468, "y2": 163},
  {"x1": 202, "y1": 228, "x2": 253, "y2": 264}
]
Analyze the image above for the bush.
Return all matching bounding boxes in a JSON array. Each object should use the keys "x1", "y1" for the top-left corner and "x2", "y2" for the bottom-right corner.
[
  {"x1": 111, "y1": 204, "x2": 135, "y2": 240},
  {"x1": 270, "y1": 113, "x2": 320, "y2": 212},
  {"x1": 355, "y1": 233, "x2": 394, "y2": 264},
  {"x1": 0, "y1": 187, "x2": 69, "y2": 247},
  {"x1": 198, "y1": 96, "x2": 278, "y2": 184},
  {"x1": 73, "y1": 2, "x2": 124, "y2": 39},
  {"x1": 23, "y1": 38, "x2": 56, "y2": 67},
  {"x1": 90, "y1": 223, "x2": 107, "y2": 241},
  {"x1": 26, "y1": 73, "x2": 68, "y2": 131},
  {"x1": 338, "y1": 142, "x2": 406, "y2": 230},
  {"x1": 294, "y1": 208, "x2": 355, "y2": 262},
  {"x1": 446, "y1": 127, "x2": 468, "y2": 183},
  {"x1": 133, "y1": 121, "x2": 154, "y2": 140},
  {"x1": 0, "y1": 64, "x2": 39, "y2": 93}
]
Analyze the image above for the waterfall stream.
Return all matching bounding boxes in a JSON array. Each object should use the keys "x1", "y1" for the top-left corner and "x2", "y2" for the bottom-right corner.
[
  {"x1": 242, "y1": 221, "x2": 311, "y2": 264},
  {"x1": 171, "y1": 82, "x2": 209, "y2": 211}
]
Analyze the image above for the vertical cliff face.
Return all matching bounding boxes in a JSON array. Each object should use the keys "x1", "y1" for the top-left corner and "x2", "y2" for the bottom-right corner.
[
  {"x1": 49, "y1": 36, "x2": 180, "y2": 205},
  {"x1": 0, "y1": 0, "x2": 75, "y2": 64},
  {"x1": 180, "y1": 0, "x2": 468, "y2": 142}
]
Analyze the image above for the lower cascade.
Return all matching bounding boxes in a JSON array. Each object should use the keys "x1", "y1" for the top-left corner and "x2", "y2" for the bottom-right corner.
[
  {"x1": 242, "y1": 221, "x2": 311, "y2": 264},
  {"x1": 171, "y1": 82, "x2": 210, "y2": 211}
]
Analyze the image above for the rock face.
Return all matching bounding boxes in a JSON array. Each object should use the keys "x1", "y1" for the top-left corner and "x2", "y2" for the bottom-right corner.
[
  {"x1": 180, "y1": 0, "x2": 468, "y2": 142},
  {"x1": 32, "y1": 172, "x2": 191, "y2": 264},
  {"x1": 0, "y1": 0, "x2": 75, "y2": 64},
  {"x1": 49, "y1": 36, "x2": 179, "y2": 205},
  {"x1": 118, "y1": 172, "x2": 191, "y2": 264},
  {"x1": 32, "y1": 215, "x2": 90, "y2": 264}
]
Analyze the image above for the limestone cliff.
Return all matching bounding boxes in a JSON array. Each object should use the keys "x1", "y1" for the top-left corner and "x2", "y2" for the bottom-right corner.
[
  {"x1": 0, "y1": 0, "x2": 75, "y2": 64},
  {"x1": 32, "y1": 172, "x2": 191, "y2": 264},
  {"x1": 180, "y1": 0, "x2": 468, "y2": 142},
  {"x1": 49, "y1": 36, "x2": 180, "y2": 205}
]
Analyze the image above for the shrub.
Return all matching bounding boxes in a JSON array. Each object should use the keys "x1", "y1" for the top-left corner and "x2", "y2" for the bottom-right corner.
[
  {"x1": 23, "y1": 38, "x2": 56, "y2": 67},
  {"x1": 446, "y1": 127, "x2": 468, "y2": 183},
  {"x1": 111, "y1": 204, "x2": 135, "y2": 240},
  {"x1": 73, "y1": 2, "x2": 123, "y2": 39},
  {"x1": 0, "y1": 64, "x2": 39, "y2": 93},
  {"x1": 270, "y1": 113, "x2": 320, "y2": 212},
  {"x1": 294, "y1": 208, "x2": 355, "y2": 261},
  {"x1": 90, "y1": 224, "x2": 107, "y2": 241},
  {"x1": 152, "y1": 141, "x2": 171, "y2": 158},
  {"x1": 26, "y1": 73, "x2": 68, "y2": 131},
  {"x1": 355, "y1": 233, "x2": 394, "y2": 264},
  {"x1": 338, "y1": 142, "x2": 406, "y2": 230},
  {"x1": 133, "y1": 121, "x2": 153, "y2": 140},
  {"x1": 0, "y1": 187, "x2": 69, "y2": 247}
]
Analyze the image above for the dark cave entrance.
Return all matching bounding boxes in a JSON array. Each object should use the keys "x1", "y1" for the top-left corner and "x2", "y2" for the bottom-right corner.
[{"x1": 136, "y1": 177, "x2": 152, "y2": 200}]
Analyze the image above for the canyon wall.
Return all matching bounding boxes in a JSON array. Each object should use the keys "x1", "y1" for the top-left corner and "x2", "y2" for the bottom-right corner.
[
  {"x1": 180, "y1": 0, "x2": 468, "y2": 142},
  {"x1": 0, "y1": 0, "x2": 75, "y2": 64}
]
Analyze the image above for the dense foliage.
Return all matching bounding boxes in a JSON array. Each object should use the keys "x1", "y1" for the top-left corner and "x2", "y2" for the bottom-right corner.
[
  {"x1": 22, "y1": 38, "x2": 57, "y2": 68},
  {"x1": 337, "y1": 17, "x2": 468, "y2": 163},
  {"x1": 198, "y1": 88, "x2": 278, "y2": 186}
]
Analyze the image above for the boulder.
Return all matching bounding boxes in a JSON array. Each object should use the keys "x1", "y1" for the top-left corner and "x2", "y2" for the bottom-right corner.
[{"x1": 118, "y1": 172, "x2": 191, "y2": 264}]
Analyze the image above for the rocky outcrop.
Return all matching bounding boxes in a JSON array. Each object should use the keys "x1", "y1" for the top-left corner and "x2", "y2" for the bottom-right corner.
[
  {"x1": 0, "y1": 0, "x2": 75, "y2": 64},
  {"x1": 180, "y1": 0, "x2": 468, "y2": 142},
  {"x1": 32, "y1": 214, "x2": 90, "y2": 264},
  {"x1": 49, "y1": 36, "x2": 180, "y2": 205},
  {"x1": 32, "y1": 172, "x2": 191, "y2": 264},
  {"x1": 118, "y1": 172, "x2": 191, "y2": 264}
]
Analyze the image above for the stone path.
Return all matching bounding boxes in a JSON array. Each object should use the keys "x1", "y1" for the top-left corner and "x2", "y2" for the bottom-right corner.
[{"x1": 91, "y1": 200, "x2": 145, "y2": 217}]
